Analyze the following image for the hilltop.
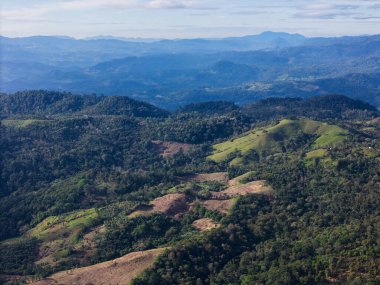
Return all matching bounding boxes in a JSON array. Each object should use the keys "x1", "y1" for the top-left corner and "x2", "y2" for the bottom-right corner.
[
  {"x1": 209, "y1": 118, "x2": 349, "y2": 165},
  {"x1": 0, "y1": 91, "x2": 168, "y2": 118}
]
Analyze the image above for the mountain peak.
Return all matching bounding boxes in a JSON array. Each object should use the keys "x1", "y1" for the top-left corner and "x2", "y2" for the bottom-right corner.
[{"x1": 258, "y1": 31, "x2": 306, "y2": 39}]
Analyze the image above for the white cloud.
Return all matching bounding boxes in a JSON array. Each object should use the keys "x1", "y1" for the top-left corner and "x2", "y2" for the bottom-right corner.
[
  {"x1": 293, "y1": 1, "x2": 362, "y2": 19},
  {"x1": 2, "y1": 0, "x2": 380, "y2": 37},
  {"x1": 146, "y1": 0, "x2": 196, "y2": 9},
  {"x1": 302, "y1": 3, "x2": 359, "y2": 10},
  {"x1": 1, "y1": 0, "x2": 205, "y2": 21},
  {"x1": 294, "y1": 11, "x2": 355, "y2": 19}
]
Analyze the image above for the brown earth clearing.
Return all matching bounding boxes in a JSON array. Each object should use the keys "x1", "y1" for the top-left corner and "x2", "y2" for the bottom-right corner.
[
  {"x1": 211, "y1": 180, "x2": 273, "y2": 199},
  {"x1": 199, "y1": 199, "x2": 234, "y2": 214},
  {"x1": 151, "y1": 193, "x2": 188, "y2": 215},
  {"x1": 29, "y1": 248, "x2": 166, "y2": 285},
  {"x1": 151, "y1": 140, "x2": 192, "y2": 157},
  {"x1": 192, "y1": 218, "x2": 221, "y2": 232},
  {"x1": 228, "y1": 171, "x2": 255, "y2": 186},
  {"x1": 129, "y1": 193, "x2": 188, "y2": 218},
  {"x1": 181, "y1": 172, "x2": 229, "y2": 183}
]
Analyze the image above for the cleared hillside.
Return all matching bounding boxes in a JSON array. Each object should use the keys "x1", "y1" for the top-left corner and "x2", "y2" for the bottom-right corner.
[
  {"x1": 30, "y1": 248, "x2": 165, "y2": 285},
  {"x1": 208, "y1": 118, "x2": 349, "y2": 164}
]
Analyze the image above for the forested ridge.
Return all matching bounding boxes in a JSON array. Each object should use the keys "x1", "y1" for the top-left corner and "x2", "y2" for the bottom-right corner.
[
  {"x1": 0, "y1": 91, "x2": 379, "y2": 284},
  {"x1": 0, "y1": 91, "x2": 168, "y2": 118}
]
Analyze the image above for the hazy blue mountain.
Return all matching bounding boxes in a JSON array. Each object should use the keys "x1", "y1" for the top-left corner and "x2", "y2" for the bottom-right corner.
[
  {"x1": 1, "y1": 33, "x2": 380, "y2": 109},
  {"x1": 83, "y1": 35, "x2": 162, "y2": 42},
  {"x1": 0, "y1": 31, "x2": 306, "y2": 64}
]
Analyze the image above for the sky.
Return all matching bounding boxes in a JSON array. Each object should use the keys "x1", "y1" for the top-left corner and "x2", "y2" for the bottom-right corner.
[{"x1": 1, "y1": 0, "x2": 380, "y2": 39}]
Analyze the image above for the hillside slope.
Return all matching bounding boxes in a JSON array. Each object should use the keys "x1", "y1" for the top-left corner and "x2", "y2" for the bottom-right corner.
[
  {"x1": 30, "y1": 248, "x2": 165, "y2": 285},
  {"x1": 209, "y1": 118, "x2": 349, "y2": 164}
]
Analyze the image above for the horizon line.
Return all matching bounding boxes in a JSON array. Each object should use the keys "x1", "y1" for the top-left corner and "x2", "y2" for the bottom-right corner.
[{"x1": 1, "y1": 31, "x2": 379, "y2": 41}]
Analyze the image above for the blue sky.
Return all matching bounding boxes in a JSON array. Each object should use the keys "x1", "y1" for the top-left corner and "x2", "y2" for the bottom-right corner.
[{"x1": 1, "y1": 0, "x2": 380, "y2": 38}]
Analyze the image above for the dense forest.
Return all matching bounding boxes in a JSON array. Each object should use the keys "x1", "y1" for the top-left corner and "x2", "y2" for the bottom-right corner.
[{"x1": 0, "y1": 91, "x2": 379, "y2": 284}]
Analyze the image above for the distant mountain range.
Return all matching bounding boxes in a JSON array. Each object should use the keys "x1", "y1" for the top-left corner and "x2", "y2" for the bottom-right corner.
[{"x1": 1, "y1": 32, "x2": 380, "y2": 109}]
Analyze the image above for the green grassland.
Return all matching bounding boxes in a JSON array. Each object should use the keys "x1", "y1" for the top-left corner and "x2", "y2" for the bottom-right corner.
[
  {"x1": 208, "y1": 118, "x2": 349, "y2": 164},
  {"x1": 1, "y1": 208, "x2": 99, "y2": 246},
  {"x1": 306, "y1": 149, "x2": 328, "y2": 159},
  {"x1": 304, "y1": 149, "x2": 336, "y2": 167},
  {"x1": 27, "y1": 208, "x2": 98, "y2": 240}
]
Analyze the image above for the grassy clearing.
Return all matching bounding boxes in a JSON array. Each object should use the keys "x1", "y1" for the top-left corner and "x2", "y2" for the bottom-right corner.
[
  {"x1": 305, "y1": 149, "x2": 331, "y2": 167},
  {"x1": 306, "y1": 149, "x2": 328, "y2": 159},
  {"x1": 313, "y1": 124, "x2": 348, "y2": 147},
  {"x1": 28, "y1": 208, "x2": 98, "y2": 240},
  {"x1": 208, "y1": 118, "x2": 349, "y2": 163},
  {"x1": 208, "y1": 128, "x2": 265, "y2": 162},
  {"x1": 19, "y1": 208, "x2": 101, "y2": 266}
]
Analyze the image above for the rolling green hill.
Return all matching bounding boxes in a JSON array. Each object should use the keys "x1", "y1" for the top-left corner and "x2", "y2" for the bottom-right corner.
[{"x1": 209, "y1": 118, "x2": 349, "y2": 164}]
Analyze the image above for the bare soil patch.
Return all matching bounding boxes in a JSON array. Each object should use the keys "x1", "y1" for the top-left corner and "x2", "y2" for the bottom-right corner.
[
  {"x1": 29, "y1": 248, "x2": 165, "y2": 285},
  {"x1": 228, "y1": 177, "x2": 240, "y2": 187},
  {"x1": 128, "y1": 194, "x2": 188, "y2": 218},
  {"x1": 200, "y1": 199, "x2": 234, "y2": 215},
  {"x1": 211, "y1": 180, "x2": 273, "y2": 199},
  {"x1": 192, "y1": 218, "x2": 220, "y2": 232},
  {"x1": 228, "y1": 171, "x2": 255, "y2": 186},
  {"x1": 182, "y1": 172, "x2": 229, "y2": 183},
  {"x1": 129, "y1": 180, "x2": 272, "y2": 218},
  {"x1": 152, "y1": 140, "x2": 192, "y2": 157},
  {"x1": 151, "y1": 193, "x2": 188, "y2": 216}
]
